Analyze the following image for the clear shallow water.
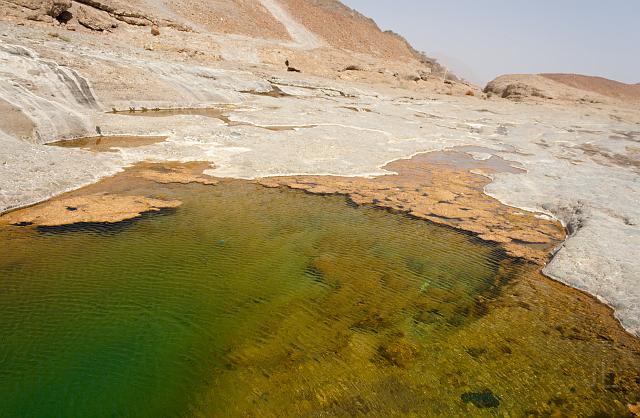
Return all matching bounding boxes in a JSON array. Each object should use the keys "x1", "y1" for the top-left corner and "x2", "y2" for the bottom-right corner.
[
  {"x1": 0, "y1": 181, "x2": 638, "y2": 417},
  {"x1": 48, "y1": 135, "x2": 168, "y2": 152},
  {"x1": 114, "y1": 108, "x2": 316, "y2": 131}
]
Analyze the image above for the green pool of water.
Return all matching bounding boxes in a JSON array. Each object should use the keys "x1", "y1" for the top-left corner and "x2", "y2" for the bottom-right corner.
[{"x1": 0, "y1": 181, "x2": 638, "y2": 417}]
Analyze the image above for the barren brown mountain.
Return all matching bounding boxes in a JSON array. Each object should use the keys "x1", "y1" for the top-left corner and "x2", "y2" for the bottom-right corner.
[
  {"x1": 542, "y1": 73, "x2": 640, "y2": 102},
  {"x1": 485, "y1": 73, "x2": 640, "y2": 105}
]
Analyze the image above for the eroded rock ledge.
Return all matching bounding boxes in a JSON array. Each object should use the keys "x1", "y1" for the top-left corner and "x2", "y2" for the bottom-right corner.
[
  {"x1": 136, "y1": 162, "x2": 220, "y2": 185},
  {"x1": 0, "y1": 193, "x2": 181, "y2": 226},
  {"x1": 0, "y1": 162, "x2": 218, "y2": 227},
  {"x1": 258, "y1": 151, "x2": 566, "y2": 264},
  {"x1": 0, "y1": 155, "x2": 564, "y2": 263}
]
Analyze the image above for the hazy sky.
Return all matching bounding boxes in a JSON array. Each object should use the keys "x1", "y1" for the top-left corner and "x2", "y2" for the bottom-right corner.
[{"x1": 341, "y1": 0, "x2": 640, "y2": 86}]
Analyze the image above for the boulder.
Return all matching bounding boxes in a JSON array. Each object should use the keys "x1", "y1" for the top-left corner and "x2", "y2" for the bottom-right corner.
[
  {"x1": 48, "y1": 0, "x2": 71, "y2": 18},
  {"x1": 340, "y1": 65, "x2": 363, "y2": 72},
  {"x1": 484, "y1": 79, "x2": 548, "y2": 100},
  {"x1": 377, "y1": 338, "x2": 418, "y2": 368},
  {"x1": 418, "y1": 68, "x2": 431, "y2": 81},
  {"x1": 115, "y1": 15, "x2": 149, "y2": 26},
  {"x1": 74, "y1": 4, "x2": 117, "y2": 31},
  {"x1": 6, "y1": 0, "x2": 71, "y2": 20},
  {"x1": 501, "y1": 82, "x2": 545, "y2": 99},
  {"x1": 403, "y1": 74, "x2": 421, "y2": 82}
]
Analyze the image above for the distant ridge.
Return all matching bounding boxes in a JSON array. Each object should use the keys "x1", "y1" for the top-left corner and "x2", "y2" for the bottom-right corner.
[
  {"x1": 485, "y1": 73, "x2": 640, "y2": 104},
  {"x1": 541, "y1": 73, "x2": 640, "y2": 102}
]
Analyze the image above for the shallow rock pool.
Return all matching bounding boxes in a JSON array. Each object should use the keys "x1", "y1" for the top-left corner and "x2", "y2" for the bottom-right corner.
[{"x1": 0, "y1": 179, "x2": 638, "y2": 417}]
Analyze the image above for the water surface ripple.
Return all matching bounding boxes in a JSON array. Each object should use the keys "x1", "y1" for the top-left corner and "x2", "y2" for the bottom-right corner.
[{"x1": 0, "y1": 181, "x2": 638, "y2": 417}]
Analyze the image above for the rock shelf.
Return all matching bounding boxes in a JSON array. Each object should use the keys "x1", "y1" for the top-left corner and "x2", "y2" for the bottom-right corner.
[{"x1": 1, "y1": 193, "x2": 182, "y2": 227}]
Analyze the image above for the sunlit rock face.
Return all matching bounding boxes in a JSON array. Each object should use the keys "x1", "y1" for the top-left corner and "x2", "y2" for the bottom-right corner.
[{"x1": 0, "y1": 43, "x2": 99, "y2": 143}]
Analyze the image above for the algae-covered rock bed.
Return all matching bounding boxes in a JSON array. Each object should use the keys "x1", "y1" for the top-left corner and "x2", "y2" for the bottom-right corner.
[{"x1": 0, "y1": 176, "x2": 639, "y2": 417}]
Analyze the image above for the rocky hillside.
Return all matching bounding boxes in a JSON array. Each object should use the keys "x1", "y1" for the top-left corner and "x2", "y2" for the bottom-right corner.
[
  {"x1": 277, "y1": 0, "x2": 418, "y2": 60},
  {"x1": 0, "y1": 0, "x2": 457, "y2": 84},
  {"x1": 485, "y1": 73, "x2": 640, "y2": 105}
]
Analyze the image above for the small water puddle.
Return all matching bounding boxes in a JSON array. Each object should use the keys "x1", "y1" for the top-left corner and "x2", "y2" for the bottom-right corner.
[
  {"x1": 113, "y1": 107, "x2": 233, "y2": 120},
  {"x1": 241, "y1": 84, "x2": 292, "y2": 98},
  {"x1": 112, "y1": 107, "x2": 316, "y2": 131},
  {"x1": 48, "y1": 135, "x2": 168, "y2": 152},
  {"x1": 418, "y1": 146, "x2": 526, "y2": 173}
]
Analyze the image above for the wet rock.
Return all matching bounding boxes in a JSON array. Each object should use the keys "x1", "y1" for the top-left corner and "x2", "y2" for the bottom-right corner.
[
  {"x1": 465, "y1": 346, "x2": 487, "y2": 358},
  {"x1": 138, "y1": 164, "x2": 219, "y2": 185},
  {"x1": 499, "y1": 345, "x2": 513, "y2": 354},
  {"x1": 352, "y1": 311, "x2": 390, "y2": 332},
  {"x1": 325, "y1": 395, "x2": 371, "y2": 416},
  {"x1": 547, "y1": 395, "x2": 567, "y2": 407},
  {"x1": 256, "y1": 152, "x2": 565, "y2": 264},
  {"x1": 304, "y1": 264, "x2": 324, "y2": 283},
  {"x1": 377, "y1": 337, "x2": 419, "y2": 368},
  {"x1": 371, "y1": 376, "x2": 426, "y2": 413},
  {"x1": 461, "y1": 389, "x2": 500, "y2": 409},
  {"x1": 603, "y1": 371, "x2": 627, "y2": 393},
  {"x1": 49, "y1": 135, "x2": 166, "y2": 152},
  {"x1": 0, "y1": 194, "x2": 182, "y2": 226}
]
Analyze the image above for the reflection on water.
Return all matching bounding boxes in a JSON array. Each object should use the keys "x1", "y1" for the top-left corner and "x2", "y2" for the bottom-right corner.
[
  {"x1": 48, "y1": 135, "x2": 167, "y2": 152},
  {"x1": 115, "y1": 107, "x2": 316, "y2": 131},
  {"x1": 419, "y1": 145, "x2": 525, "y2": 174},
  {"x1": 115, "y1": 107, "x2": 234, "y2": 120},
  {"x1": 0, "y1": 181, "x2": 638, "y2": 417},
  {"x1": 240, "y1": 84, "x2": 292, "y2": 98}
]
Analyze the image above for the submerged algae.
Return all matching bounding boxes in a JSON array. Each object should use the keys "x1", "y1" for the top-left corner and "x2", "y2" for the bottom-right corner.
[
  {"x1": 0, "y1": 175, "x2": 638, "y2": 417},
  {"x1": 258, "y1": 149, "x2": 566, "y2": 264}
]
